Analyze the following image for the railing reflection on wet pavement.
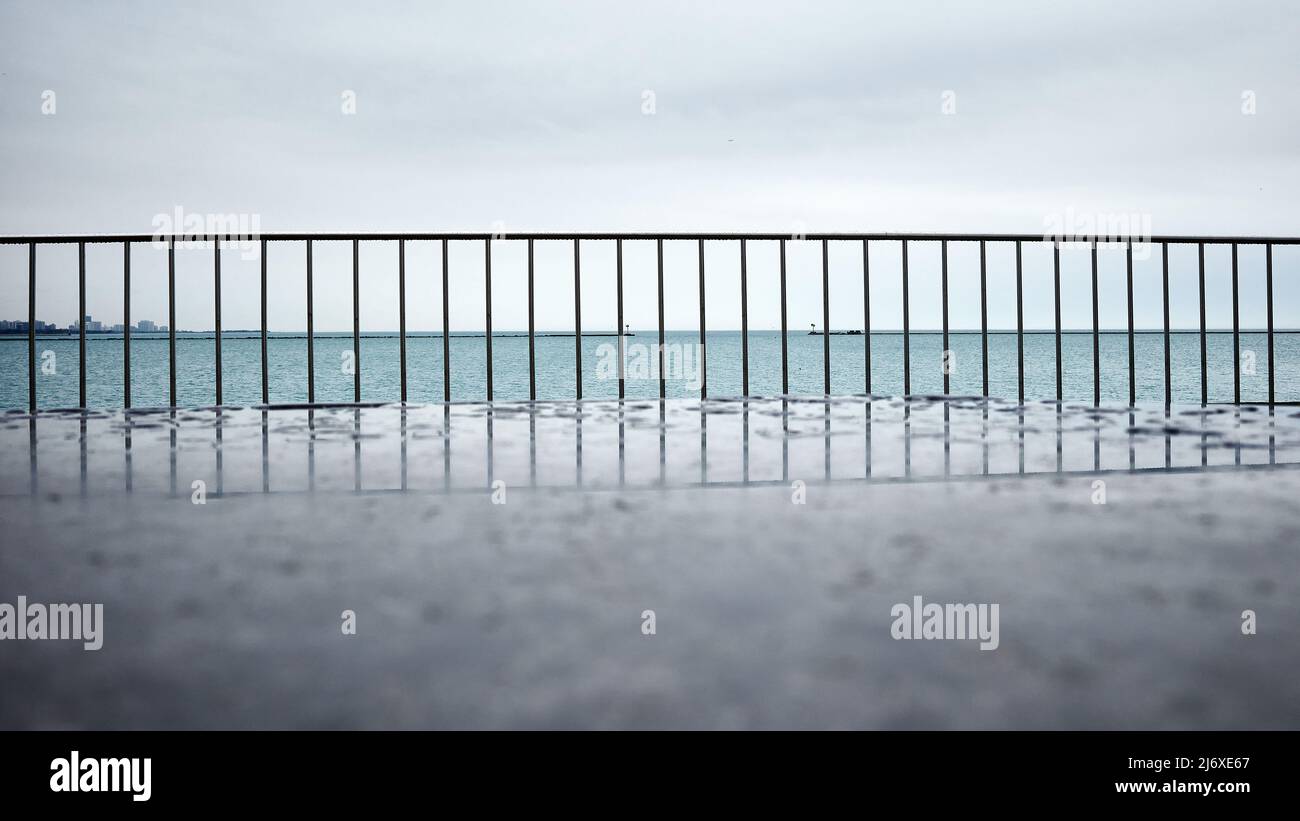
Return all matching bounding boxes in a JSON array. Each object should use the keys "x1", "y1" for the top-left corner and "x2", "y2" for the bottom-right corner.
[{"x1": 3, "y1": 396, "x2": 1296, "y2": 499}]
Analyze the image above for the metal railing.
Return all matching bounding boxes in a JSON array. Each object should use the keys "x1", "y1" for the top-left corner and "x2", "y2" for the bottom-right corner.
[{"x1": 4, "y1": 231, "x2": 1297, "y2": 412}]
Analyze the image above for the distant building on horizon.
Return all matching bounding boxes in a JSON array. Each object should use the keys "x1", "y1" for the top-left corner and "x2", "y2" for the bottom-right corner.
[{"x1": 0, "y1": 319, "x2": 58, "y2": 333}]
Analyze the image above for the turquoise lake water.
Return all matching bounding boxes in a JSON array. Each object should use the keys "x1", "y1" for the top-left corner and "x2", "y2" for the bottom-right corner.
[{"x1": 1, "y1": 329, "x2": 1295, "y2": 408}]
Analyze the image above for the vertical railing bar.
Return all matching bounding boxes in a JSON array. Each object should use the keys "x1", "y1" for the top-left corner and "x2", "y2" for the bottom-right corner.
[
  {"x1": 574, "y1": 238, "x2": 582, "y2": 400},
  {"x1": 528, "y1": 238, "x2": 536, "y2": 401},
  {"x1": 779, "y1": 239, "x2": 787, "y2": 394},
  {"x1": 304, "y1": 240, "x2": 311, "y2": 405},
  {"x1": 78, "y1": 241, "x2": 87, "y2": 408},
  {"x1": 863, "y1": 239, "x2": 871, "y2": 394},
  {"x1": 697, "y1": 238, "x2": 705, "y2": 399},
  {"x1": 901, "y1": 239, "x2": 909, "y2": 396},
  {"x1": 27, "y1": 243, "x2": 35, "y2": 413},
  {"x1": 124, "y1": 242, "x2": 132, "y2": 408},
  {"x1": 1091, "y1": 239, "x2": 1099, "y2": 407},
  {"x1": 1198, "y1": 241, "x2": 1206, "y2": 407},
  {"x1": 774, "y1": 237, "x2": 785, "y2": 394},
  {"x1": 1016, "y1": 240, "x2": 1024, "y2": 404},
  {"x1": 213, "y1": 241, "x2": 221, "y2": 405},
  {"x1": 1127, "y1": 240, "x2": 1135, "y2": 406},
  {"x1": 822, "y1": 239, "x2": 831, "y2": 395},
  {"x1": 399, "y1": 238, "x2": 407, "y2": 403},
  {"x1": 980, "y1": 239, "x2": 988, "y2": 398},
  {"x1": 619, "y1": 239, "x2": 627, "y2": 399},
  {"x1": 168, "y1": 236, "x2": 176, "y2": 407},
  {"x1": 352, "y1": 238, "x2": 361, "y2": 403},
  {"x1": 941, "y1": 239, "x2": 950, "y2": 395},
  {"x1": 1162, "y1": 242, "x2": 1171, "y2": 408},
  {"x1": 1231, "y1": 243, "x2": 1240, "y2": 405},
  {"x1": 657, "y1": 238, "x2": 665, "y2": 399},
  {"x1": 1054, "y1": 241, "x2": 1062, "y2": 402},
  {"x1": 741, "y1": 238, "x2": 749, "y2": 396},
  {"x1": 260, "y1": 238, "x2": 268, "y2": 404},
  {"x1": 485, "y1": 238, "x2": 493, "y2": 402},
  {"x1": 442, "y1": 239, "x2": 450, "y2": 402},
  {"x1": 1267, "y1": 243, "x2": 1275, "y2": 406}
]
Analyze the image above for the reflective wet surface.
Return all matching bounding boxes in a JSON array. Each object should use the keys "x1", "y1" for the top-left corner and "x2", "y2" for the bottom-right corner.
[
  {"x1": 2, "y1": 397, "x2": 1299, "y2": 728},
  {"x1": 2, "y1": 395, "x2": 1297, "y2": 497}
]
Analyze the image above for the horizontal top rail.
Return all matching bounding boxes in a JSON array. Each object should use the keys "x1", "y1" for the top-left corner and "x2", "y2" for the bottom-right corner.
[{"x1": 1, "y1": 232, "x2": 1298, "y2": 245}]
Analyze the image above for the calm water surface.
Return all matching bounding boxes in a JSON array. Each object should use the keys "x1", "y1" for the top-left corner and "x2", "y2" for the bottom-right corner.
[{"x1": 1, "y1": 329, "x2": 1295, "y2": 408}]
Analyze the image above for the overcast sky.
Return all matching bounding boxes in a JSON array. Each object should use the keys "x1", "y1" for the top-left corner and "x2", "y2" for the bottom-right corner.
[{"x1": 1, "y1": 0, "x2": 1296, "y2": 332}]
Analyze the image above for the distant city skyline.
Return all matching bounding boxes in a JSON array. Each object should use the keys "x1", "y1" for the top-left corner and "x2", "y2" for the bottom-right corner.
[{"x1": 0, "y1": 316, "x2": 167, "y2": 333}]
